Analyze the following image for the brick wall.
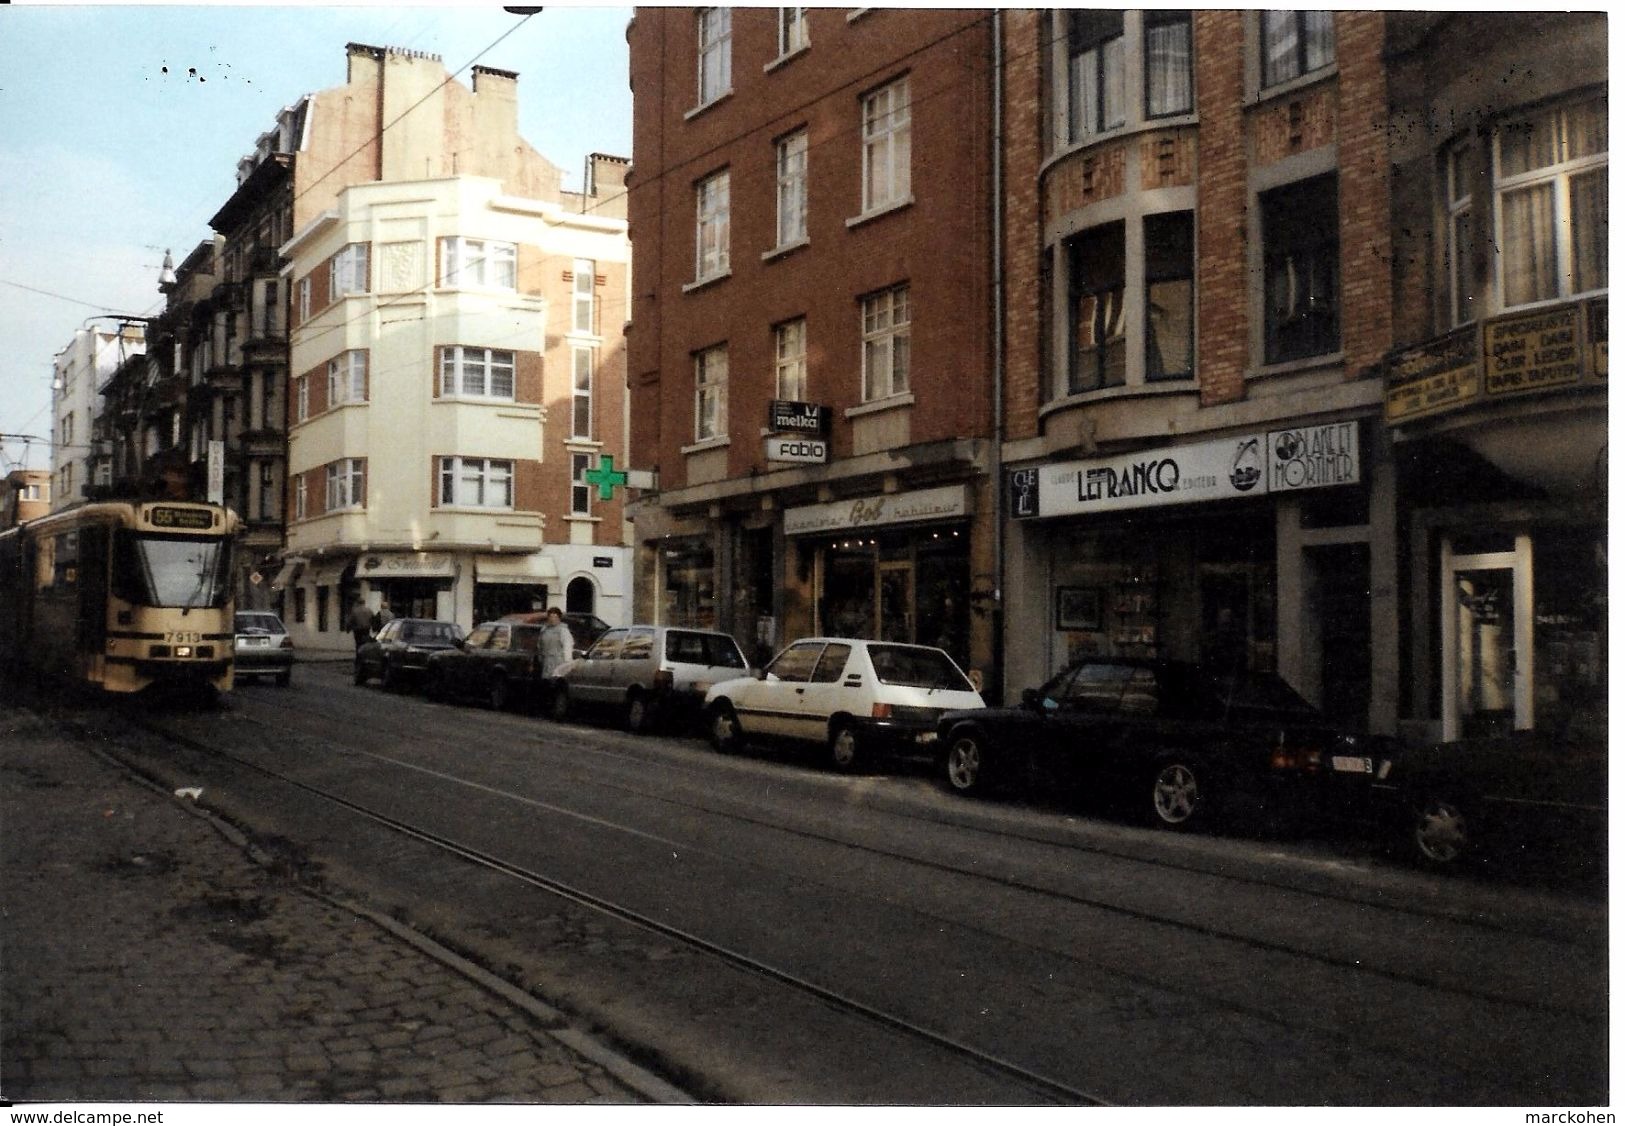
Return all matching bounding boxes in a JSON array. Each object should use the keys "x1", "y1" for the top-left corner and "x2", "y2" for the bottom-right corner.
[
  {"x1": 1193, "y1": 10, "x2": 1248, "y2": 407},
  {"x1": 1000, "y1": 9, "x2": 1045, "y2": 443},
  {"x1": 1333, "y1": 11, "x2": 1394, "y2": 378}
]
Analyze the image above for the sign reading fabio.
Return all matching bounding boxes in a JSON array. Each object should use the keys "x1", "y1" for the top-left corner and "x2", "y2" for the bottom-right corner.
[{"x1": 1014, "y1": 424, "x2": 1360, "y2": 519}]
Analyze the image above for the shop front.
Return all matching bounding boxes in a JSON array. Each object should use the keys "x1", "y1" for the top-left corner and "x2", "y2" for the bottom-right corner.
[
  {"x1": 1006, "y1": 421, "x2": 1385, "y2": 726},
  {"x1": 355, "y1": 551, "x2": 456, "y2": 622},
  {"x1": 473, "y1": 553, "x2": 557, "y2": 624}
]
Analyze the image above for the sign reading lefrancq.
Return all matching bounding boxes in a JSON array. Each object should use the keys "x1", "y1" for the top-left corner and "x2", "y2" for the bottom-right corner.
[
  {"x1": 1486, "y1": 306, "x2": 1583, "y2": 397},
  {"x1": 1015, "y1": 426, "x2": 1360, "y2": 520},
  {"x1": 1385, "y1": 327, "x2": 1480, "y2": 423}
]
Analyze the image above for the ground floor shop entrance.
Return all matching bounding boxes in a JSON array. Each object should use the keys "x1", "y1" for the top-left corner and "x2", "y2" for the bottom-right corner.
[{"x1": 812, "y1": 526, "x2": 971, "y2": 670}]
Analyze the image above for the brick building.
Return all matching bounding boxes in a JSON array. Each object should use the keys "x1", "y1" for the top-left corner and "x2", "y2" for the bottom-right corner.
[
  {"x1": 278, "y1": 44, "x2": 632, "y2": 650},
  {"x1": 625, "y1": 8, "x2": 1000, "y2": 677}
]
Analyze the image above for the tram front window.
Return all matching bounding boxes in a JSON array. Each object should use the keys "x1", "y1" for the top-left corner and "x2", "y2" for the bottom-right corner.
[{"x1": 113, "y1": 532, "x2": 232, "y2": 608}]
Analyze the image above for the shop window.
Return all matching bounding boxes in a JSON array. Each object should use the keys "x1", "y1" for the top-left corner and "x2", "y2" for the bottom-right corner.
[
  {"x1": 1495, "y1": 96, "x2": 1608, "y2": 308},
  {"x1": 1260, "y1": 10, "x2": 1334, "y2": 89},
  {"x1": 316, "y1": 586, "x2": 330, "y2": 632},
  {"x1": 1145, "y1": 211, "x2": 1194, "y2": 381},
  {"x1": 663, "y1": 541, "x2": 716, "y2": 628},
  {"x1": 1067, "y1": 10, "x2": 1125, "y2": 142},
  {"x1": 1532, "y1": 527, "x2": 1607, "y2": 738},
  {"x1": 1067, "y1": 222, "x2": 1126, "y2": 392},
  {"x1": 293, "y1": 586, "x2": 306, "y2": 624},
  {"x1": 1262, "y1": 175, "x2": 1340, "y2": 364},
  {"x1": 1144, "y1": 10, "x2": 1192, "y2": 119}
]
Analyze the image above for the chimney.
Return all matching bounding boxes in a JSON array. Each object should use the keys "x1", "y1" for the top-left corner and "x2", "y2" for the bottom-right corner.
[{"x1": 472, "y1": 65, "x2": 520, "y2": 144}]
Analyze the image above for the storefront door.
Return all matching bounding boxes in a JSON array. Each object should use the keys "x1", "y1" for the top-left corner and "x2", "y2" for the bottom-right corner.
[
  {"x1": 877, "y1": 563, "x2": 914, "y2": 643},
  {"x1": 1441, "y1": 535, "x2": 1532, "y2": 740}
]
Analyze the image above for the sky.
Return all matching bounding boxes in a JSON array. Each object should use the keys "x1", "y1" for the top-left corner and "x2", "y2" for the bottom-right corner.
[{"x1": 0, "y1": 2, "x2": 633, "y2": 473}]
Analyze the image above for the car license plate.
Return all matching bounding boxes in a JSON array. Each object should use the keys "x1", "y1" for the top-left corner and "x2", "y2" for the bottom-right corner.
[
  {"x1": 246, "y1": 637, "x2": 268, "y2": 646},
  {"x1": 1331, "y1": 755, "x2": 1373, "y2": 774}
]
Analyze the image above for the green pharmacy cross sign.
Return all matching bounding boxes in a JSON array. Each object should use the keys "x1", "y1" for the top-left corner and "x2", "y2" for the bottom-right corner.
[{"x1": 584, "y1": 454, "x2": 630, "y2": 501}]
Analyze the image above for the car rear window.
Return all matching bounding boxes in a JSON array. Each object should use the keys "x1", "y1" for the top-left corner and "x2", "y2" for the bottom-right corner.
[
  {"x1": 235, "y1": 613, "x2": 283, "y2": 633},
  {"x1": 1200, "y1": 671, "x2": 1317, "y2": 715},
  {"x1": 665, "y1": 631, "x2": 746, "y2": 668},
  {"x1": 404, "y1": 621, "x2": 460, "y2": 643},
  {"x1": 867, "y1": 644, "x2": 973, "y2": 691}
]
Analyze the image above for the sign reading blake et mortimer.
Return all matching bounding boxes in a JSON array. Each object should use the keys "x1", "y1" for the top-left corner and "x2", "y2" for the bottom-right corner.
[
  {"x1": 768, "y1": 400, "x2": 831, "y2": 435},
  {"x1": 1011, "y1": 424, "x2": 1360, "y2": 519}
]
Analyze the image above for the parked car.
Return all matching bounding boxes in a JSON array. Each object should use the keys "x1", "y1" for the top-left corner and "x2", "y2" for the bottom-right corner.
[
  {"x1": 936, "y1": 658, "x2": 1398, "y2": 831},
  {"x1": 233, "y1": 611, "x2": 293, "y2": 686},
  {"x1": 550, "y1": 625, "x2": 749, "y2": 733},
  {"x1": 1385, "y1": 720, "x2": 1606, "y2": 874},
  {"x1": 499, "y1": 610, "x2": 611, "y2": 658},
  {"x1": 355, "y1": 617, "x2": 464, "y2": 690},
  {"x1": 704, "y1": 638, "x2": 985, "y2": 770},
  {"x1": 424, "y1": 620, "x2": 550, "y2": 711}
]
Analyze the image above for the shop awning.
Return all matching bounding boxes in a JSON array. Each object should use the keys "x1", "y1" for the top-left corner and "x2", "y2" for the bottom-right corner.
[
  {"x1": 268, "y1": 559, "x2": 305, "y2": 591},
  {"x1": 358, "y1": 552, "x2": 456, "y2": 580},
  {"x1": 304, "y1": 559, "x2": 354, "y2": 587},
  {"x1": 475, "y1": 553, "x2": 558, "y2": 585}
]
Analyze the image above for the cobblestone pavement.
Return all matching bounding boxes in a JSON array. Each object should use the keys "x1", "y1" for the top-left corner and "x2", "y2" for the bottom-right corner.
[{"x1": 0, "y1": 707, "x2": 681, "y2": 1104}]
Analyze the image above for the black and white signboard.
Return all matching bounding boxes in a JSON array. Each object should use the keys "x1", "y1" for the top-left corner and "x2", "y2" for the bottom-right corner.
[
  {"x1": 764, "y1": 436, "x2": 829, "y2": 465},
  {"x1": 768, "y1": 400, "x2": 831, "y2": 436}
]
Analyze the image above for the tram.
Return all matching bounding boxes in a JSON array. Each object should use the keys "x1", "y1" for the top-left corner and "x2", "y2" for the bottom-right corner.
[{"x1": 0, "y1": 500, "x2": 239, "y2": 695}]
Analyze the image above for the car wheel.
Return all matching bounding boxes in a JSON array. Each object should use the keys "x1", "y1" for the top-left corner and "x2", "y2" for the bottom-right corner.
[
  {"x1": 353, "y1": 661, "x2": 367, "y2": 686},
  {"x1": 489, "y1": 676, "x2": 511, "y2": 711},
  {"x1": 548, "y1": 684, "x2": 572, "y2": 723},
  {"x1": 944, "y1": 732, "x2": 989, "y2": 795},
  {"x1": 275, "y1": 668, "x2": 292, "y2": 688},
  {"x1": 709, "y1": 702, "x2": 743, "y2": 753},
  {"x1": 625, "y1": 691, "x2": 652, "y2": 735},
  {"x1": 1151, "y1": 760, "x2": 1204, "y2": 828},
  {"x1": 1413, "y1": 795, "x2": 1469, "y2": 866},
  {"x1": 829, "y1": 723, "x2": 864, "y2": 772}
]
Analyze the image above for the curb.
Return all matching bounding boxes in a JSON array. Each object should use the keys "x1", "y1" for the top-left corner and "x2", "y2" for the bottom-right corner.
[{"x1": 86, "y1": 740, "x2": 695, "y2": 1105}]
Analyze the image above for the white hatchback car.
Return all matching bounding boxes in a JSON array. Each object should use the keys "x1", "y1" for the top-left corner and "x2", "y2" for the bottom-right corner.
[{"x1": 703, "y1": 638, "x2": 985, "y2": 770}]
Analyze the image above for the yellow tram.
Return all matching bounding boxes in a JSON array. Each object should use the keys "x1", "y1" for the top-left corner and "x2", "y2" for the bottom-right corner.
[{"x1": 0, "y1": 500, "x2": 239, "y2": 695}]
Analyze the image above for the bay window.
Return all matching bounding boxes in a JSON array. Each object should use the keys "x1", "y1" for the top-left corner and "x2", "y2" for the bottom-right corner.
[
  {"x1": 1495, "y1": 96, "x2": 1608, "y2": 308},
  {"x1": 1068, "y1": 223, "x2": 1126, "y2": 392},
  {"x1": 438, "y1": 457, "x2": 514, "y2": 509},
  {"x1": 1261, "y1": 11, "x2": 1334, "y2": 89},
  {"x1": 325, "y1": 459, "x2": 364, "y2": 511},
  {"x1": 1145, "y1": 10, "x2": 1192, "y2": 118},
  {"x1": 439, "y1": 346, "x2": 516, "y2": 400},
  {"x1": 1145, "y1": 212, "x2": 1194, "y2": 381},
  {"x1": 1067, "y1": 10, "x2": 1125, "y2": 142},
  {"x1": 330, "y1": 243, "x2": 369, "y2": 297},
  {"x1": 439, "y1": 237, "x2": 517, "y2": 290},
  {"x1": 326, "y1": 350, "x2": 367, "y2": 406}
]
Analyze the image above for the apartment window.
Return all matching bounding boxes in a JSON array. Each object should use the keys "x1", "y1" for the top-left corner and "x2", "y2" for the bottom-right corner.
[
  {"x1": 1495, "y1": 96, "x2": 1608, "y2": 308},
  {"x1": 439, "y1": 456, "x2": 514, "y2": 509},
  {"x1": 295, "y1": 375, "x2": 310, "y2": 423},
  {"x1": 439, "y1": 346, "x2": 516, "y2": 400},
  {"x1": 1145, "y1": 10, "x2": 1193, "y2": 118},
  {"x1": 861, "y1": 78, "x2": 911, "y2": 213},
  {"x1": 330, "y1": 243, "x2": 369, "y2": 297},
  {"x1": 1446, "y1": 143, "x2": 1476, "y2": 326},
  {"x1": 1146, "y1": 212, "x2": 1195, "y2": 380},
  {"x1": 1068, "y1": 223, "x2": 1127, "y2": 392},
  {"x1": 258, "y1": 463, "x2": 275, "y2": 521},
  {"x1": 776, "y1": 131, "x2": 809, "y2": 248},
  {"x1": 326, "y1": 351, "x2": 367, "y2": 406},
  {"x1": 695, "y1": 171, "x2": 731, "y2": 281},
  {"x1": 61, "y1": 413, "x2": 73, "y2": 446},
  {"x1": 572, "y1": 259, "x2": 595, "y2": 334},
  {"x1": 260, "y1": 280, "x2": 278, "y2": 336},
  {"x1": 572, "y1": 346, "x2": 593, "y2": 439},
  {"x1": 1263, "y1": 175, "x2": 1340, "y2": 364},
  {"x1": 777, "y1": 7, "x2": 808, "y2": 56},
  {"x1": 694, "y1": 346, "x2": 728, "y2": 442},
  {"x1": 294, "y1": 475, "x2": 307, "y2": 520},
  {"x1": 326, "y1": 459, "x2": 365, "y2": 511},
  {"x1": 297, "y1": 277, "x2": 311, "y2": 321},
  {"x1": 571, "y1": 453, "x2": 592, "y2": 515},
  {"x1": 861, "y1": 285, "x2": 911, "y2": 401},
  {"x1": 1261, "y1": 11, "x2": 1334, "y2": 89},
  {"x1": 775, "y1": 319, "x2": 808, "y2": 401},
  {"x1": 440, "y1": 237, "x2": 517, "y2": 291},
  {"x1": 697, "y1": 7, "x2": 732, "y2": 105},
  {"x1": 1067, "y1": 11, "x2": 1125, "y2": 142}
]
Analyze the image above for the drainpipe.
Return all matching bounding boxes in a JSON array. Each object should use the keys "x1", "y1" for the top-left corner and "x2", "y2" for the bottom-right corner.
[{"x1": 990, "y1": 11, "x2": 1006, "y2": 703}]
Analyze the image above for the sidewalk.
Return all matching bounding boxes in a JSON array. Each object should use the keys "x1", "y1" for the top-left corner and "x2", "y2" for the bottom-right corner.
[{"x1": 0, "y1": 705, "x2": 684, "y2": 1104}]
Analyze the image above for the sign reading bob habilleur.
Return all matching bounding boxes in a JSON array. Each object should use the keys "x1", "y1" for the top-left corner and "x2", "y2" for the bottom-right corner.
[{"x1": 1012, "y1": 424, "x2": 1360, "y2": 520}]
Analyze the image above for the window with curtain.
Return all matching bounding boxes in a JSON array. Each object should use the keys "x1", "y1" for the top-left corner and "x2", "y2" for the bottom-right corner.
[
  {"x1": 1068, "y1": 222, "x2": 1126, "y2": 392},
  {"x1": 1145, "y1": 212, "x2": 1195, "y2": 381},
  {"x1": 439, "y1": 457, "x2": 514, "y2": 509},
  {"x1": 862, "y1": 78, "x2": 911, "y2": 212},
  {"x1": 439, "y1": 346, "x2": 516, "y2": 400},
  {"x1": 776, "y1": 318, "x2": 808, "y2": 401},
  {"x1": 776, "y1": 130, "x2": 809, "y2": 247},
  {"x1": 1145, "y1": 11, "x2": 1192, "y2": 118},
  {"x1": 330, "y1": 243, "x2": 369, "y2": 296},
  {"x1": 1068, "y1": 10, "x2": 1125, "y2": 142},
  {"x1": 295, "y1": 375, "x2": 309, "y2": 422},
  {"x1": 861, "y1": 286, "x2": 911, "y2": 401},
  {"x1": 326, "y1": 351, "x2": 367, "y2": 406},
  {"x1": 1261, "y1": 11, "x2": 1334, "y2": 88},
  {"x1": 695, "y1": 170, "x2": 731, "y2": 281},
  {"x1": 697, "y1": 8, "x2": 732, "y2": 105},
  {"x1": 325, "y1": 459, "x2": 365, "y2": 511},
  {"x1": 294, "y1": 475, "x2": 307, "y2": 520},
  {"x1": 1496, "y1": 96, "x2": 1608, "y2": 308},
  {"x1": 439, "y1": 238, "x2": 517, "y2": 290},
  {"x1": 695, "y1": 345, "x2": 728, "y2": 441},
  {"x1": 1263, "y1": 175, "x2": 1340, "y2": 364}
]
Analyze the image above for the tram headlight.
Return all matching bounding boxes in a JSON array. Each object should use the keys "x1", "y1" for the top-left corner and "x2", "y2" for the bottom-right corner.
[{"x1": 175, "y1": 645, "x2": 194, "y2": 658}]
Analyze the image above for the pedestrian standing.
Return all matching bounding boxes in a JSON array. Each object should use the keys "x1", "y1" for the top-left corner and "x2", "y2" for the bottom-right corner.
[
  {"x1": 538, "y1": 608, "x2": 574, "y2": 678},
  {"x1": 349, "y1": 597, "x2": 374, "y2": 650}
]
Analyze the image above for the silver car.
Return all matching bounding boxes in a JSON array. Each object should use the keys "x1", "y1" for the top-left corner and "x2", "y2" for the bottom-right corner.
[
  {"x1": 233, "y1": 611, "x2": 293, "y2": 686},
  {"x1": 550, "y1": 625, "x2": 750, "y2": 733}
]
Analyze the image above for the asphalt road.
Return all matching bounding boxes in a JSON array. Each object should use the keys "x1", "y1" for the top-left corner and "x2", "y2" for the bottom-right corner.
[{"x1": 86, "y1": 662, "x2": 1608, "y2": 1105}]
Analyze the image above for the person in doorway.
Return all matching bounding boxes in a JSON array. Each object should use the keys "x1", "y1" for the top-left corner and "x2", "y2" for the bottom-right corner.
[
  {"x1": 538, "y1": 607, "x2": 575, "y2": 677},
  {"x1": 349, "y1": 597, "x2": 374, "y2": 649}
]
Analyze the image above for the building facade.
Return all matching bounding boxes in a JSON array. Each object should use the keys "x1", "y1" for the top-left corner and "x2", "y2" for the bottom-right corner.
[
  {"x1": 625, "y1": 8, "x2": 1000, "y2": 678},
  {"x1": 2, "y1": 470, "x2": 50, "y2": 530},
  {"x1": 50, "y1": 322, "x2": 144, "y2": 511},
  {"x1": 278, "y1": 45, "x2": 632, "y2": 651}
]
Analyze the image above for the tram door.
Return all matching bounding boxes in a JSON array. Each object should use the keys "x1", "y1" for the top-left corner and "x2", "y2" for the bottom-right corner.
[{"x1": 1441, "y1": 535, "x2": 1532, "y2": 740}]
